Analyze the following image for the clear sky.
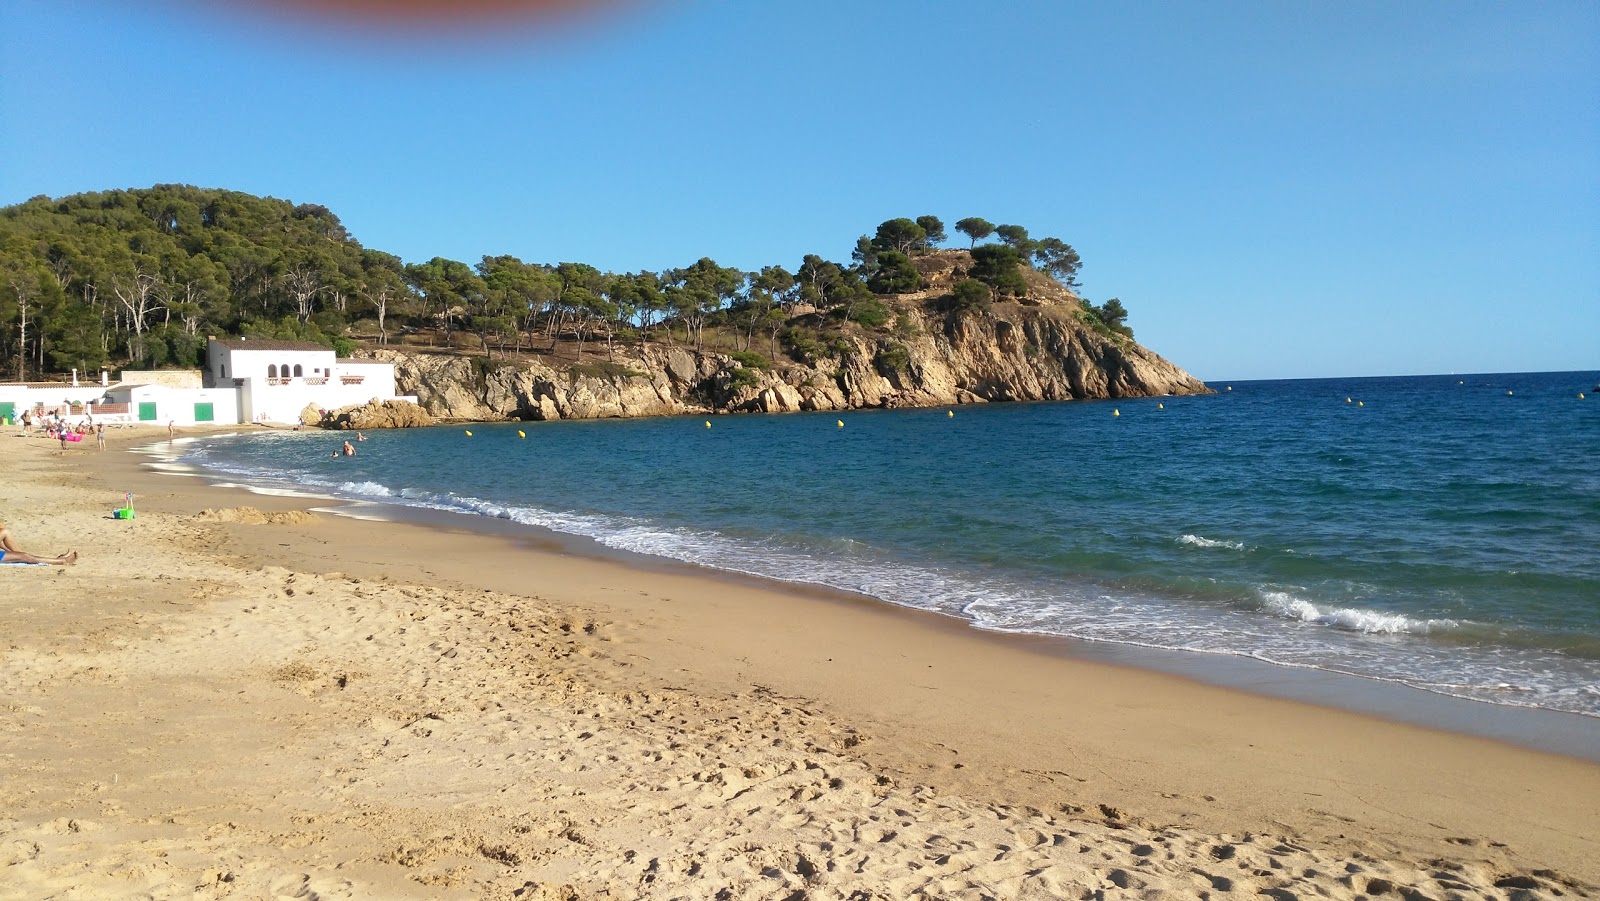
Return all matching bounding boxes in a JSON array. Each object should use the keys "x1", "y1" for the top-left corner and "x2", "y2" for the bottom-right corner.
[{"x1": 2, "y1": 0, "x2": 1596, "y2": 380}]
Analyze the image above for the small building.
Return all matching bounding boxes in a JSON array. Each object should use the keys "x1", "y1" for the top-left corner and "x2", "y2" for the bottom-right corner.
[
  {"x1": 0, "y1": 338, "x2": 414, "y2": 428},
  {"x1": 95, "y1": 383, "x2": 241, "y2": 426},
  {"x1": 203, "y1": 337, "x2": 410, "y2": 424}
]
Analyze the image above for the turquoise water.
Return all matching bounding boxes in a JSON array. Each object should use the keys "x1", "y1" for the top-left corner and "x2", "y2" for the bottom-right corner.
[{"x1": 176, "y1": 371, "x2": 1600, "y2": 717}]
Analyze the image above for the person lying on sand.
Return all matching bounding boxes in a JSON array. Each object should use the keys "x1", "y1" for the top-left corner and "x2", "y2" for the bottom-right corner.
[{"x1": 0, "y1": 521, "x2": 78, "y2": 565}]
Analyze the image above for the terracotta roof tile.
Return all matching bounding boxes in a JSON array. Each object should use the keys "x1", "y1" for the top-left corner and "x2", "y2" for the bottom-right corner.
[{"x1": 212, "y1": 338, "x2": 332, "y2": 352}]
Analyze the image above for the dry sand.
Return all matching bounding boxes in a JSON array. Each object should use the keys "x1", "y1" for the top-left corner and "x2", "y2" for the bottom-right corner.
[{"x1": 2, "y1": 428, "x2": 1596, "y2": 900}]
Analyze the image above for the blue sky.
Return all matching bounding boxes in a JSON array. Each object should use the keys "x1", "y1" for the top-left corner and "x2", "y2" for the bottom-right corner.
[{"x1": 3, "y1": 0, "x2": 1595, "y2": 380}]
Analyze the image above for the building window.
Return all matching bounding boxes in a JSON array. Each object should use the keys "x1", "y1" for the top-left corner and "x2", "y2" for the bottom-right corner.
[
  {"x1": 268, "y1": 364, "x2": 278, "y2": 378},
  {"x1": 221, "y1": 365, "x2": 227, "y2": 378},
  {"x1": 293, "y1": 364, "x2": 303, "y2": 377}
]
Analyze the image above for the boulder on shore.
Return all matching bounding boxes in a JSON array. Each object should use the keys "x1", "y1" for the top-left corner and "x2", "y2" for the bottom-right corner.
[{"x1": 320, "y1": 399, "x2": 433, "y2": 430}]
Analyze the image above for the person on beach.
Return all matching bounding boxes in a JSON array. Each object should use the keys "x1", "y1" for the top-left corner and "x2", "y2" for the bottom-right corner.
[
  {"x1": 0, "y1": 522, "x2": 78, "y2": 566},
  {"x1": 168, "y1": 420, "x2": 176, "y2": 441},
  {"x1": 95, "y1": 422, "x2": 106, "y2": 451}
]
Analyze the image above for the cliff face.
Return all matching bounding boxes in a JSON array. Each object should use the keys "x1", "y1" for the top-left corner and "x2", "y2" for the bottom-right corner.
[{"x1": 368, "y1": 299, "x2": 1209, "y2": 422}]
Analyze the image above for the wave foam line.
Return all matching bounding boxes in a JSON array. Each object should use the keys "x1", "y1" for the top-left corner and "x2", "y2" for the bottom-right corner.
[
  {"x1": 1260, "y1": 590, "x2": 1457, "y2": 635},
  {"x1": 1177, "y1": 534, "x2": 1248, "y2": 550}
]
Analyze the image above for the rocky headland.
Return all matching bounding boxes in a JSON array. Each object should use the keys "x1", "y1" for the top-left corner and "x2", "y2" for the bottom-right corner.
[{"x1": 370, "y1": 250, "x2": 1210, "y2": 422}]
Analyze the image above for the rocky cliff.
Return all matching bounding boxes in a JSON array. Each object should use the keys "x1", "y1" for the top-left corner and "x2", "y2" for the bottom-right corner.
[{"x1": 365, "y1": 252, "x2": 1211, "y2": 422}]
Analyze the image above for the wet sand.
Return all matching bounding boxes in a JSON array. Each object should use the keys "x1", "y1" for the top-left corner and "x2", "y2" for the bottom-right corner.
[{"x1": 2, "y1": 427, "x2": 1596, "y2": 899}]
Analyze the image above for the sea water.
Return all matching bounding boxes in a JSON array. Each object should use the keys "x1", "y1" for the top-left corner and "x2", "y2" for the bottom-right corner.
[{"x1": 173, "y1": 371, "x2": 1600, "y2": 719}]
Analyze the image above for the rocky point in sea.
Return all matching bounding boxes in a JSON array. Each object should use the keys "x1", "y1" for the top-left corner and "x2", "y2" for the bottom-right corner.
[{"x1": 361, "y1": 250, "x2": 1210, "y2": 423}]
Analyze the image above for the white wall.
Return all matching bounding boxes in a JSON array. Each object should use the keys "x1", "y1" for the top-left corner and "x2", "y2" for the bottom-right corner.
[
  {"x1": 98, "y1": 385, "x2": 242, "y2": 426},
  {"x1": 334, "y1": 362, "x2": 397, "y2": 400}
]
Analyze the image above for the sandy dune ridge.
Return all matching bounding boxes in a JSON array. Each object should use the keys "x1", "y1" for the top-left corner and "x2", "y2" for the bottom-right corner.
[{"x1": 1, "y1": 435, "x2": 1595, "y2": 899}]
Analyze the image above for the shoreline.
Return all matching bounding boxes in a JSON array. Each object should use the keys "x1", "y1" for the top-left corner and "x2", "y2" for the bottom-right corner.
[
  {"x1": 3, "y1": 428, "x2": 1597, "y2": 897},
  {"x1": 140, "y1": 432, "x2": 1600, "y2": 761}
]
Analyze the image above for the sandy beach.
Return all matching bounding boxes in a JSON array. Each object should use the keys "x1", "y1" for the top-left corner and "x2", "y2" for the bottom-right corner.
[{"x1": 2, "y1": 429, "x2": 1596, "y2": 900}]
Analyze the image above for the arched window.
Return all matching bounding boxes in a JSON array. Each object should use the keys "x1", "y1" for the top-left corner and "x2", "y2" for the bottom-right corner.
[
  {"x1": 293, "y1": 364, "x2": 303, "y2": 377},
  {"x1": 267, "y1": 364, "x2": 278, "y2": 378}
]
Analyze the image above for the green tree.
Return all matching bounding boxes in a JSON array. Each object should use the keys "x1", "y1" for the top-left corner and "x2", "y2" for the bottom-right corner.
[
  {"x1": 1095, "y1": 298, "x2": 1132, "y2": 337},
  {"x1": 867, "y1": 250, "x2": 922, "y2": 294},
  {"x1": 404, "y1": 257, "x2": 485, "y2": 342},
  {"x1": 1033, "y1": 237, "x2": 1082, "y2": 289},
  {"x1": 669, "y1": 257, "x2": 743, "y2": 349},
  {"x1": 955, "y1": 217, "x2": 995, "y2": 247},
  {"x1": 795, "y1": 255, "x2": 843, "y2": 311},
  {"x1": 949, "y1": 278, "x2": 993, "y2": 313},
  {"x1": 872, "y1": 218, "x2": 926, "y2": 255},
  {"x1": 850, "y1": 235, "x2": 877, "y2": 276},
  {"x1": 969, "y1": 245, "x2": 1027, "y2": 299},
  {"x1": 995, "y1": 224, "x2": 1034, "y2": 257},
  {"x1": 915, "y1": 215, "x2": 946, "y2": 250},
  {"x1": 359, "y1": 249, "x2": 412, "y2": 345}
]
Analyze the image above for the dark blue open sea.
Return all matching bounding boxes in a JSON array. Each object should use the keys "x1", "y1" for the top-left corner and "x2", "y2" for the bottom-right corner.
[{"x1": 172, "y1": 371, "x2": 1600, "y2": 719}]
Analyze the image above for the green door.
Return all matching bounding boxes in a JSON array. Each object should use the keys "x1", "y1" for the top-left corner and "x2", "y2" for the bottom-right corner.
[
  {"x1": 0, "y1": 402, "x2": 13, "y2": 424},
  {"x1": 138, "y1": 402, "x2": 158, "y2": 421},
  {"x1": 193, "y1": 402, "x2": 214, "y2": 422}
]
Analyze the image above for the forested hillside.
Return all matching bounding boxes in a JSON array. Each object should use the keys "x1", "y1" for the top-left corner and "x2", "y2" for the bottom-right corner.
[{"x1": 0, "y1": 186, "x2": 1135, "y2": 383}]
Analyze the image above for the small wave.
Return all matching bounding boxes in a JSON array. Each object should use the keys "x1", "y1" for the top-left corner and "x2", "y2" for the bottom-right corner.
[
  {"x1": 1259, "y1": 590, "x2": 1456, "y2": 635},
  {"x1": 338, "y1": 480, "x2": 393, "y2": 497},
  {"x1": 1177, "y1": 533, "x2": 1247, "y2": 550}
]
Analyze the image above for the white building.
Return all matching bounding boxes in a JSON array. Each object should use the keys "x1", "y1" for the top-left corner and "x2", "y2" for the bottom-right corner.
[
  {"x1": 202, "y1": 337, "x2": 410, "y2": 424},
  {"x1": 0, "y1": 339, "x2": 414, "y2": 428}
]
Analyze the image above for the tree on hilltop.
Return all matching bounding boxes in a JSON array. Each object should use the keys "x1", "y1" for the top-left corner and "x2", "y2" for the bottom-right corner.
[
  {"x1": 955, "y1": 217, "x2": 995, "y2": 247},
  {"x1": 796, "y1": 254, "x2": 843, "y2": 310},
  {"x1": 1032, "y1": 237, "x2": 1082, "y2": 289},
  {"x1": 872, "y1": 218, "x2": 927, "y2": 255},
  {"x1": 915, "y1": 215, "x2": 946, "y2": 250},
  {"x1": 968, "y1": 244, "x2": 1027, "y2": 299},
  {"x1": 851, "y1": 236, "x2": 877, "y2": 275},
  {"x1": 866, "y1": 250, "x2": 921, "y2": 295},
  {"x1": 995, "y1": 224, "x2": 1033, "y2": 256}
]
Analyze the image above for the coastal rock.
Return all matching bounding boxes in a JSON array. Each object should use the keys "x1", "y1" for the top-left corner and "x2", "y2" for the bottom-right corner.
[
  {"x1": 324, "y1": 399, "x2": 434, "y2": 430},
  {"x1": 359, "y1": 251, "x2": 1210, "y2": 422}
]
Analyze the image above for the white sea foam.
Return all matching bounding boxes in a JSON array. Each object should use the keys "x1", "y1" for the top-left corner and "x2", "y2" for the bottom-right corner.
[
  {"x1": 1177, "y1": 534, "x2": 1247, "y2": 550},
  {"x1": 1259, "y1": 590, "x2": 1456, "y2": 635},
  {"x1": 338, "y1": 480, "x2": 393, "y2": 497}
]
